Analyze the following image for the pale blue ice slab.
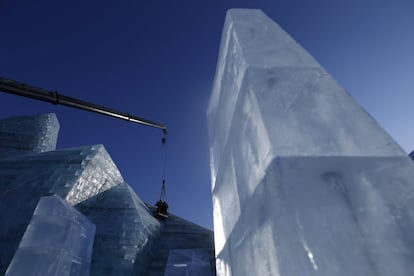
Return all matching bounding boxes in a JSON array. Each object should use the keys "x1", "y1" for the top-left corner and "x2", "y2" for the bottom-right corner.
[
  {"x1": 207, "y1": 9, "x2": 405, "y2": 190},
  {"x1": 5, "y1": 195, "x2": 95, "y2": 276},
  {"x1": 208, "y1": 9, "x2": 414, "y2": 276},
  {"x1": 216, "y1": 156, "x2": 414, "y2": 275}
]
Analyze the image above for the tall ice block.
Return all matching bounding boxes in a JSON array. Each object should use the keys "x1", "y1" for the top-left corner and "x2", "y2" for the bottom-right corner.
[{"x1": 208, "y1": 9, "x2": 414, "y2": 276}]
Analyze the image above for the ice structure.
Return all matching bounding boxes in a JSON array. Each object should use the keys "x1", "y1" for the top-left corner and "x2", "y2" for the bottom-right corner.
[
  {"x1": 0, "y1": 113, "x2": 216, "y2": 275},
  {"x1": 164, "y1": 249, "x2": 212, "y2": 276},
  {"x1": 146, "y1": 211, "x2": 216, "y2": 275},
  {"x1": 76, "y1": 184, "x2": 216, "y2": 275},
  {"x1": 5, "y1": 195, "x2": 95, "y2": 276},
  {"x1": 0, "y1": 113, "x2": 59, "y2": 157},
  {"x1": 75, "y1": 182, "x2": 161, "y2": 275},
  {"x1": 0, "y1": 144, "x2": 123, "y2": 273},
  {"x1": 208, "y1": 9, "x2": 414, "y2": 276}
]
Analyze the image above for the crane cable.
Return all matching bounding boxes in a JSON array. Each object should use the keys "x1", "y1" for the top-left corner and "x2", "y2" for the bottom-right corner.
[{"x1": 159, "y1": 129, "x2": 168, "y2": 203}]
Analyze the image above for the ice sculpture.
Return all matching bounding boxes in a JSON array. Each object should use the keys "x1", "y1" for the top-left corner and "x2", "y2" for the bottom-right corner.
[
  {"x1": 0, "y1": 113, "x2": 216, "y2": 275},
  {"x1": 5, "y1": 195, "x2": 95, "y2": 276},
  {"x1": 208, "y1": 9, "x2": 414, "y2": 276},
  {"x1": 76, "y1": 182, "x2": 216, "y2": 275},
  {"x1": 0, "y1": 113, "x2": 59, "y2": 157},
  {"x1": 0, "y1": 143, "x2": 122, "y2": 273}
]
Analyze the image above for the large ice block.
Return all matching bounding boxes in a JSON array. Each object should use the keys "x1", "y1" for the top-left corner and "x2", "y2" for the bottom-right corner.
[
  {"x1": 207, "y1": 9, "x2": 405, "y2": 188},
  {"x1": 216, "y1": 156, "x2": 414, "y2": 275},
  {"x1": 5, "y1": 195, "x2": 95, "y2": 276},
  {"x1": 0, "y1": 113, "x2": 59, "y2": 157},
  {"x1": 208, "y1": 9, "x2": 414, "y2": 276}
]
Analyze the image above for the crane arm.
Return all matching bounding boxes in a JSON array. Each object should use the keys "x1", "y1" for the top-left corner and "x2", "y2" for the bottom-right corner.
[{"x1": 0, "y1": 77, "x2": 167, "y2": 132}]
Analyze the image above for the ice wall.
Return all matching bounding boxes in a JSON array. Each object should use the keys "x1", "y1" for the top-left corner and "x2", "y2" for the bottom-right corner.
[
  {"x1": 146, "y1": 210, "x2": 216, "y2": 275},
  {"x1": 0, "y1": 144, "x2": 122, "y2": 273},
  {"x1": 76, "y1": 182, "x2": 216, "y2": 275},
  {"x1": 208, "y1": 9, "x2": 414, "y2": 276},
  {"x1": 164, "y1": 249, "x2": 211, "y2": 276},
  {"x1": 5, "y1": 195, "x2": 95, "y2": 276},
  {"x1": 75, "y1": 182, "x2": 161, "y2": 275},
  {"x1": 207, "y1": 9, "x2": 405, "y2": 188},
  {"x1": 0, "y1": 113, "x2": 216, "y2": 275},
  {"x1": 0, "y1": 113, "x2": 59, "y2": 157}
]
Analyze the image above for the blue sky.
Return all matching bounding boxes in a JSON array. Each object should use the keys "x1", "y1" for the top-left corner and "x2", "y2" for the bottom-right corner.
[{"x1": 1, "y1": 0, "x2": 413, "y2": 229}]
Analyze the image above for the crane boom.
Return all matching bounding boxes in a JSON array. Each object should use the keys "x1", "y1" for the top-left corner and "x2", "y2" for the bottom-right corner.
[{"x1": 0, "y1": 77, "x2": 167, "y2": 132}]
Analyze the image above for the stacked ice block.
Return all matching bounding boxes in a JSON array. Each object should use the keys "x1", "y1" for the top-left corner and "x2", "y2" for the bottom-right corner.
[
  {"x1": 75, "y1": 182, "x2": 161, "y2": 275},
  {"x1": 0, "y1": 113, "x2": 216, "y2": 275},
  {"x1": 5, "y1": 195, "x2": 95, "y2": 276},
  {"x1": 208, "y1": 9, "x2": 414, "y2": 276},
  {"x1": 0, "y1": 113, "x2": 140, "y2": 274},
  {"x1": 0, "y1": 113, "x2": 59, "y2": 157}
]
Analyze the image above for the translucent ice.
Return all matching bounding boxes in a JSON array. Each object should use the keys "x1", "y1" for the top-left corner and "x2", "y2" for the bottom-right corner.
[
  {"x1": 0, "y1": 144, "x2": 122, "y2": 273},
  {"x1": 215, "y1": 156, "x2": 414, "y2": 275},
  {"x1": 164, "y1": 249, "x2": 211, "y2": 276},
  {"x1": 147, "y1": 211, "x2": 216, "y2": 275},
  {"x1": 208, "y1": 9, "x2": 414, "y2": 276},
  {"x1": 5, "y1": 195, "x2": 95, "y2": 276},
  {"x1": 0, "y1": 113, "x2": 59, "y2": 157},
  {"x1": 76, "y1": 182, "x2": 216, "y2": 275},
  {"x1": 0, "y1": 112, "x2": 216, "y2": 274},
  {"x1": 75, "y1": 182, "x2": 161, "y2": 275},
  {"x1": 207, "y1": 9, "x2": 405, "y2": 188}
]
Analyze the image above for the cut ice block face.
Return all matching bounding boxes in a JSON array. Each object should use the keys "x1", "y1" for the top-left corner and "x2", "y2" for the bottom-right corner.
[
  {"x1": 207, "y1": 9, "x2": 405, "y2": 186},
  {"x1": 0, "y1": 113, "x2": 59, "y2": 157},
  {"x1": 216, "y1": 156, "x2": 414, "y2": 276},
  {"x1": 208, "y1": 8, "x2": 413, "y2": 276},
  {"x1": 61, "y1": 144, "x2": 125, "y2": 205},
  {"x1": 5, "y1": 195, "x2": 95, "y2": 276}
]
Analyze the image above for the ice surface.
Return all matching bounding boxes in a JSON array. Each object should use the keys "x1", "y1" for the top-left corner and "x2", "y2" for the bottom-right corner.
[
  {"x1": 76, "y1": 182, "x2": 216, "y2": 275},
  {"x1": 216, "y1": 156, "x2": 414, "y2": 275},
  {"x1": 164, "y1": 249, "x2": 211, "y2": 276},
  {"x1": 208, "y1": 9, "x2": 414, "y2": 276},
  {"x1": 5, "y1": 195, "x2": 95, "y2": 276},
  {"x1": 0, "y1": 113, "x2": 215, "y2": 274},
  {"x1": 0, "y1": 113, "x2": 59, "y2": 157},
  {"x1": 75, "y1": 182, "x2": 161, "y2": 275},
  {"x1": 207, "y1": 9, "x2": 405, "y2": 188},
  {"x1": 61, "y1": 144, "x2": 124, "y2": 205},
  {"x1": 146, "y1": 210, "x2": 216, "y2": 275},
  {"x1": 0, "y1": 144, "x2": 122, "y2": 273}
]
